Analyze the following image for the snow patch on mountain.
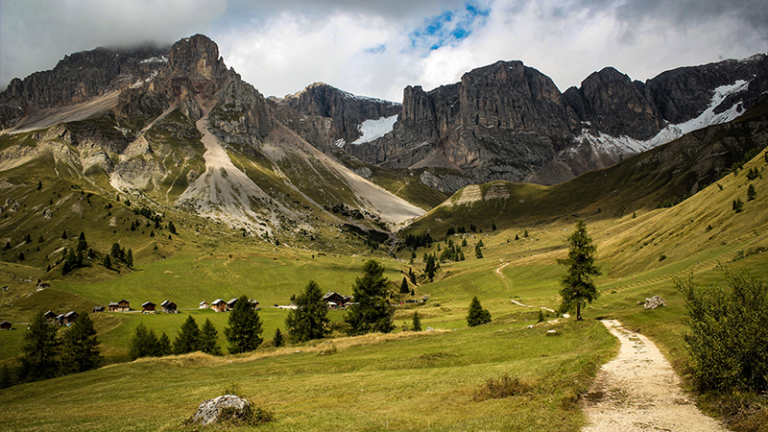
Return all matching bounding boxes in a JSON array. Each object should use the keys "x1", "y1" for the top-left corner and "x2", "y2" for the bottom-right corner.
[
  {"x1": 574, "y1": 80, "x2": 750, "y2": 156},
  {"x1": 351, "y1": 115, "x2": 398, "y2": 145}
]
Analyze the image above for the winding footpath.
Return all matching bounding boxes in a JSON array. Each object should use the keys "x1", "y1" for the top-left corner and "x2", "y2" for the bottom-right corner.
[{"x1": 582, "y1": 320, "x2": 727, "y2": 432}]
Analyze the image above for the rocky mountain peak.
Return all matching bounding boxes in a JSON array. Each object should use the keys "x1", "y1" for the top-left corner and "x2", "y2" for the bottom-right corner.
[{"x1": 166, "y1": 34, "x2": 228, "y2": 81}]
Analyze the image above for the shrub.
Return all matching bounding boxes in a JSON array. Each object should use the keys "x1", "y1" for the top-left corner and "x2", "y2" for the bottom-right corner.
[
  {"x1": 676, "y1": 272, "x2": 768, "y2": 392},
  {"x1": 473, "y1": 374, "x2": 530, "y2": 401}
]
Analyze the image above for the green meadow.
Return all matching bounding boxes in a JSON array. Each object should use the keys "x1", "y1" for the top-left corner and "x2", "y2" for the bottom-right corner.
[{"x1": 1, "y1": 148, "x2": 767, "y2": 431}]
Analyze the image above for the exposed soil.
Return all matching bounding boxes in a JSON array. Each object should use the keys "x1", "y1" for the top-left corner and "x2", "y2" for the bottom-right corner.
[{"x1": 582, "y1": 320, "x2": 726, "y2": 432}]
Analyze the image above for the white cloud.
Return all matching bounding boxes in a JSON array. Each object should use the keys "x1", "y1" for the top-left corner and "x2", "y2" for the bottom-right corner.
[{"x1": 1, "y1": 0, "x2": 766, "y2": 104}]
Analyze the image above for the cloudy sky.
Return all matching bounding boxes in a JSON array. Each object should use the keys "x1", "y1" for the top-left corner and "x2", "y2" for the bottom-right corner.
[{"x1": 1, "y1": 0, "x2": 766, "y2": 102}]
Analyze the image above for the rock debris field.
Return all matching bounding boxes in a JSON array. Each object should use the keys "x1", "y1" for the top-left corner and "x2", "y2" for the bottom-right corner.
[{"x1": 581, "y1": 320, "x2": 727, "y2": 432}]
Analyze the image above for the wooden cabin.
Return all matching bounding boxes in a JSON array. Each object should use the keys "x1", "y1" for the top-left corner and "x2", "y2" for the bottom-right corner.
[
  {"x1": 250, "y1": 300, "x2": 260, "y2": 310},
  {"x1": 322, "y1": 292, "x2": 351, "y2": 309},
  {"x1": 0, "y1": 321, "x2": 11, "y2": 330},
  {"x1": 92, "y1": 305, "x2": 105, "y2": 313},
  {"x1": 226, "y1": 298, "x2": 238, "y2": 311},
  {"x1": 44, "y1": 310, "x2": 58, "y2": 322},
  {"x1": 161, "y1": 300, "x2": 177, "y2": 313},
  {"x1": 61, "y1": 311, "x2": 78, "y2": 326},
  {"x1": 142, "y1": 301, "x2": 156, "y2": 312},
  {"x1": 109, "y1": 299, "x2": 130, "y2": 312},
  {"x1": 211, "y1": 299, "x2": 227, "y2": 312},
  {"x1": 199, "y1": 301, "x2": 209, "y2": 309}
]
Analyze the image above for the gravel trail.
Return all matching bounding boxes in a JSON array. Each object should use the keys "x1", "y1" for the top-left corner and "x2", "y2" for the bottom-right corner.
[{"x1": 581, "y1": 320, "x2": 726, "y2": 432}]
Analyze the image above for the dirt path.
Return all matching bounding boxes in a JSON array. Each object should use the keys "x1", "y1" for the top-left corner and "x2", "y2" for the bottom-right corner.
[{"x1": 582, "y1": 320, "x2": 726, "y2": 432}]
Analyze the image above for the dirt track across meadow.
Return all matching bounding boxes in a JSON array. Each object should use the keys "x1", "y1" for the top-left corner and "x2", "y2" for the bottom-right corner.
[{"x1": 581, "y1": 320, "x2": 726, "y2": 432}]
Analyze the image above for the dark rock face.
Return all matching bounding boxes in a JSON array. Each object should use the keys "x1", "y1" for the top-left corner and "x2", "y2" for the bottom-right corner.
[
  {"x1": 0, "y1": 44, "x2": 170, "y2": 110},
  {"x1": 285, "y1": 83, "x2": 400, "y2": 144},
  {"x1": 565, "y1": 67, "x2": 664, "y2": 140},
  {"x1": 341, "y1": 54, "x2": 768, "y2": 192}
]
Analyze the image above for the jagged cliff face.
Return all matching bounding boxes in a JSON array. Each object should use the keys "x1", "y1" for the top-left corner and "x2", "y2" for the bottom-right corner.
[
  {"x1": 284, "y1": 83, "x2": 400, "y2": 146},
  {"x1": 0, "y1": 45, "x2": 170, "y2": 129},
  {"x1": 341, "y1": 55, "x2": 768, "y2": 192},
  {"x1": 0, "y1": 34, "x2": 424, "y2": 242}
]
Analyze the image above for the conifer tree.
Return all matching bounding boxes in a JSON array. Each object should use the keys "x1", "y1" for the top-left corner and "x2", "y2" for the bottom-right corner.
[
  {"x1": 60, "y1": 312, "x2": 101, "y2": 374},
  {"x1": 345, "y1": 260, "x2": 395, "y2": 335},
  {"x1": 225, "y1": 295, "x2": 264, "y2": 354},
  {"x1": 126, "y1": 249, "x2": 133, "y2": 268},
  {"x1": 424, "y1": 254, "x2": 437, "y2": 282},
  {"x1": 748, "y1": 184, "x2": 757, "y2": 201},
  {"x1": 168, "y1": 221, "x2": 177, "y2": 234},
  {"x1": 412, "y1": 311, "x2": 422, "y2": 332},
  {"x1": 285, "y1": 280, "x2": 330, "y2": 342},
  {"x1": 200, "y1": 318, "x2": 222, "y2": 356},
  {"x1": 158, "y1": 332, "x2": 172, "y2": 356},
  {"x1": 173, "y1": 315, "x2": 201, "y2": 354},
  {"x1": 129, "y1": 323, "x2": 160, "y2": 360},
  {"x1": 61, "y1": 230, "x2": 67, "y2": 239},
  {"x1": 400, "y1": 277, "x2": 410, "y2": 294},
  {"x1": 103, "y1": 254, "x2": 112, "y2": 269},
  {"x1": 76, "y1": 232, "x2": 87, "y2": 253},
  {"x1": 0, "y1": 364, "x2": 14, "y2": 389},
  {"x1": 19, "y1": 311, "x2": 60, "y2": 382},
  {"x1": 467, "y1": 296, "x2": 492, "y2": 326},
  {"x1": 557, "y1": 220, "x2": 601, "y2": 321},
  {"x1": 273, "y1": 328, "x2": 284, "y2": 347},
  {"x1": 24, "y1": 233, "x2": 32, "y2": 243}
]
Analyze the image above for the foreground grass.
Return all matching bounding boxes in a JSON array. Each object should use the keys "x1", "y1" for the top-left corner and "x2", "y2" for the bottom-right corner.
[{"x1": 0, "y1": 318, "x2": 615, "y2": 432}]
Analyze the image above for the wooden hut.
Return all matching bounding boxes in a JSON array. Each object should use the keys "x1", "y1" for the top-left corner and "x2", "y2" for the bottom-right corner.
[
  {"x1": 211, "y1": 299, "x2": 227, "y2": 312},
  {"x1": 0, "y1": 321, "x2": 11, "y2": 330},
  {"x1": 161, "y1": 300, "x2": 177, "y2": 313},
  {"x1": 142, "y1": 301, "x2": 156, "y2": 312}
]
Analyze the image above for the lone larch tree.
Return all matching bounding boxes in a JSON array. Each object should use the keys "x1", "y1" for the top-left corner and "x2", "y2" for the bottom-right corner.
[{"x1": 557, "y1": 219, "x2": 601, "y2": 321}]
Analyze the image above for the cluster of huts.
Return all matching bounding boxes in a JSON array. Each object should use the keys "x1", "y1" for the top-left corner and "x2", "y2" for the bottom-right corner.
[
  {"x1": 44, "y1": 310, "x2": 79, "y2": 326},
  {"x1": 99, "y1": 299, "x2": 178, "y2": 314},
  {"x1": 199, "y1": 298, "x2": 259, "y2": 312}
]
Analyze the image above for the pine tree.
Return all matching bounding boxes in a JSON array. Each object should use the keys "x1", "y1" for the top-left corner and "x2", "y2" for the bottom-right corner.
[
  {"x1": 61, "y1": 230, "x2": 67, "y2": 239},
  {"x1": 273, "y1": 328, "x2": 284, "y2": 347},
  {"x1": 557, "y1": 220, "x2": 601, "y2": 321},
  {"x1": 344, "y1": 260, "x2": 395, "y2": 335},
  {"x1": 103, "y1": 254, "x2": 112, "y2": 269},
  {"x1": 467, "y1": 296, "x2": 492, "y2": 326},
  {"x1": 524, "y1": 230, "x2": 529, "y2": 238},
  {"x1": 400, "y1": 277, "x2": 410, "y2": 294},
  {"x1": 168, "y1": 221, "x2": 177, "y2": 235},
  {"x1": 475, "y1": 243, "x2": 483, "y2": 259},
  {"x1": 60, "y1": 312, "x2": 101, "y2": 374},
  {"x1": 158, "y1": 332, "x2": 172, "y2": 356},
  {"x1": 37, "y1": 180, "x2": 42, "y2": 191},
  {"x1": 24, "y1": 233, "x2": 32, "y2": 243},
  {"x1": 126, "y1": 249, "x2": 133, "y2": 268},
  {"x1": 225, "y1": 294, "x2": 264, "y2": 354},
  {"x1": 747, "y1": 184, "x2": 757, "y2": 201},
  {"x1": 173, "y1": 315, "x2": 201, "y2": 354},
  {"x1": 76, "y1": 232, "x2": 87, "y2": 253},
  {"x1": 285, "y1": 280, "x2": 330, "y2": 343},
  {"x1": 111, "y1": 243, "x2": 121, "y2": 258},
  {"x1": 409, "y1": 267, "x2": 416, "y2": 284},
  {"x1": 0, "y1": 364, "x2": 14, "y2": 389},
  {"x1": 19, "y1": 311, "x2": 60, "y2": 382},
  {"x1": 412, "y1": 311, "x2": 422, "y2": 332},
  {"x1": 129, "y1": 323, "x2": 160, "y2": 360},
  {"x1": 200, "y1": 319, "x2": 222, "y2": 356},
  {"x1": 424, "y1": 254, "x2": 437, "y2": 282}
]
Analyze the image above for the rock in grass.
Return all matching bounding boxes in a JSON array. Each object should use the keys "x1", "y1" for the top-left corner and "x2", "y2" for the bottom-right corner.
[
  {"x1": 644, "y1": 295, "x2": 667, "y2": 310},
  {"x1": 192, "y1": 395, "x2": 251, "y2": 426}
]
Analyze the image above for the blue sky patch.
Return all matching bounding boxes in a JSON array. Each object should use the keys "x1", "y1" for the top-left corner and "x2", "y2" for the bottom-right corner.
[
  {"x1": 364, "y1": 44, "x2": 387, "y2": 54},
  {"x1": 408, "y1": 2, "x2": 490, "y2": 53}
]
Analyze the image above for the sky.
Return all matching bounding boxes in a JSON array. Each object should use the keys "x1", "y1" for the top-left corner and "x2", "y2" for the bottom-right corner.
[{"x1": 1, "y1": 0, "x2": 767, "y2": 102}]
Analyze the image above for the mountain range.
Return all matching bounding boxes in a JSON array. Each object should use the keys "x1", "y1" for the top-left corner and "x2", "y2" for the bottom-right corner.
[{"x1": 0, "y1": 34, "x2": 766, "y2": 244}]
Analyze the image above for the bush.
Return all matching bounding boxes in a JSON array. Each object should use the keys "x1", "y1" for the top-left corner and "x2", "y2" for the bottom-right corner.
[
  {"x1": 676, "y1": 271, "x2": 768, "y2": 392},
  {"x1": 473, "y1": 374, "x2": 530, "y2": 401}
]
